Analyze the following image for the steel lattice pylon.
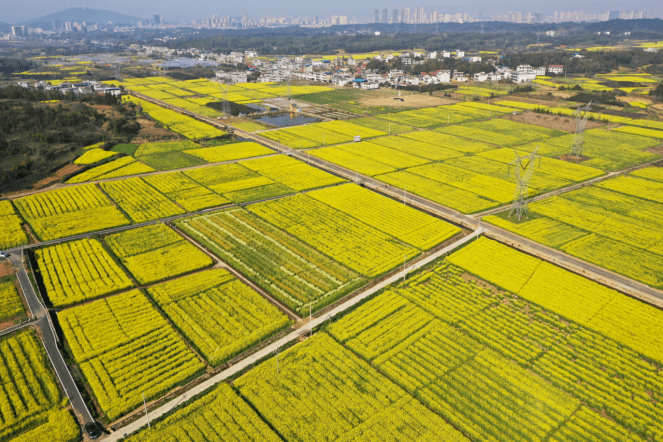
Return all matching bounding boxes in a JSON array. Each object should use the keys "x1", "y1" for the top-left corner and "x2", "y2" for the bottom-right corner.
[
  {"x1": 508, "y1": 146, "x2": 541, "y2": 220},
  {"x1": 569, "y1": 101, "x2": 592, "y2": 161},
  {"x1": 219, "y1": 83, "x2": 232, "y2": 118}
]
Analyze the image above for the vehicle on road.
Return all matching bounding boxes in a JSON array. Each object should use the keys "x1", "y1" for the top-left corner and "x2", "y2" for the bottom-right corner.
[
  {"x1": 85, "y1": 422, "x2": 103, "y2": 439},
  {"x1": 0, "y1": 252, "x2": 9, "y2": 259}
]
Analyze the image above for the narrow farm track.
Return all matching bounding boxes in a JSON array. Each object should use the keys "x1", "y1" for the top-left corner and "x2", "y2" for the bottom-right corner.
[
  {"x1": 102, "y1": 229, "x2": 484, "y2": 442},
  {"x1": 6, "y1": 252, "x2": 95, "y2": 426}
]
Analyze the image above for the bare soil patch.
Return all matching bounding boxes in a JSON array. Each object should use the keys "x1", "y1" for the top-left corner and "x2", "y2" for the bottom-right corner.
[
  {"x1": 646, "y1": 145, "x2": 663, "y2": 155},
  {"x1": 617, "y1": 96, "x2": 653, "y2": 105},
  {"x1": 550, "y1": 91, "x2": 575, "y2": 99},
  {"x1": 360, "y1": 94, "x2": 456, "y2": 108},
  {"x1": 502, "y1": 111, "x2": 603, "y2": 132},
  {"x1": 25, "y1": 163, "x2": 83, "y2": 193},
  {"x1": 558, "y1": 154, "x2": 591, "y2": 163},
  {"x1": 131, "y1": 117, "x2": 181, "y2": 144},
  {"x1": 0, "y1": 261, "x2": 14, "y2": 278}
]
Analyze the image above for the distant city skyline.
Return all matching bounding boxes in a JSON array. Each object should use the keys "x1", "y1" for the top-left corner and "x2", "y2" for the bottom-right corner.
[{"x1": 3, "y1": 0, "x2": 663, "y2": 25}]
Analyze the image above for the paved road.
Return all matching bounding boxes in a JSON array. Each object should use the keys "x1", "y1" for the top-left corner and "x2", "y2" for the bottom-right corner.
[
  {"x1": 7, "y1": 252, "x2": 94, "y2": 426},
  {"x1": 103, "y1": 229, "x2": 483, "y2": 441}
]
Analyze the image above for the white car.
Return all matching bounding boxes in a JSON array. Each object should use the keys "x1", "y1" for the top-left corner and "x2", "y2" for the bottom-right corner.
[{"x1": 0, "y1": 252, "x2": 8, "y2": 259}]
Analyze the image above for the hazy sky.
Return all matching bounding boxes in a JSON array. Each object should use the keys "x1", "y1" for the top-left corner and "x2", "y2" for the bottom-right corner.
[{"x1": 3, "y1": 0, "x2": 662, "y2": 23}]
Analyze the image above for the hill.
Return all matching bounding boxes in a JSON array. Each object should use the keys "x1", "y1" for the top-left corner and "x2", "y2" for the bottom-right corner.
[
  {"x1": 0, "y1": 21, "x2": 12, "y2": 33},
  {"x1": 25, "y1": 7, "x2": 143, "y2": 26}
]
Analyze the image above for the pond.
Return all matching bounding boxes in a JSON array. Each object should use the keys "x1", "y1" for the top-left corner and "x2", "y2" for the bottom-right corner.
[{"x1": 252, "y1": 112, "x2": 318, "y2": 128}]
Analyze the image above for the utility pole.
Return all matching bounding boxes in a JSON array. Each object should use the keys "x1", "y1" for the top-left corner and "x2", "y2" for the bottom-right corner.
[{"x1": 143, "y1": 393, "x2": 151, "y2": 429}]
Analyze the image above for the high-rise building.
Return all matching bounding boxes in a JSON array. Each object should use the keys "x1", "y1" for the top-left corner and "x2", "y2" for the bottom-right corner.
[
  {"x1": 11, "y1": 26, "x2": 23, "y2": 37},
  {"x1": 608, "y1": 11, "x2": 619, "y2": 20},
  {"x1": 381, "y1": 9, "x2": 388, "y2": 23},
  {"x1": 392, "y1": 8, "x2": 399, "y2": 23},
  {"x1": 415, "y1": 7, "x2": 424, "y2": 24},
  {"x1": 431, "y1": 11, "x2": 438, "y2": 23},
  {"x1": 375, "y1": 9, "x2": 379, "y2": 23},
  {"x1": 401, "y1": 7, "x2": 410, "y2": 23},
  {"x1": 154, "y1": 14, "x2": 161, "y2": 25}
]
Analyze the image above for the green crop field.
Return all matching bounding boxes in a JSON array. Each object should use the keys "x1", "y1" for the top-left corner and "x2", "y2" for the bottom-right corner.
[
  {"x1": 518, "y1": 128, "x2": 660, "y2": 171},
  {"x1": 138, "y1": 152, "x2": 206, "y2": 171}
]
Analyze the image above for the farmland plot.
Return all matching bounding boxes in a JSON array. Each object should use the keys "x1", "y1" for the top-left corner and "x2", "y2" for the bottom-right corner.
[
  {"x1": 184, "y1": 141, "x2": 273, "y2": 163},
  {"x1": 235, "y1": 333, "x2": 468, "y2": 442},
  {"x1": 329, "y1": 237, "x2": 663, "y2": 441},
  {"x1": 143, "y1": 172, "x2": 230, "y2": 212},
  {"x1": 0, "y1": 201, "x2": 28, "y2": 249},
  {"x1": 14, "y1": 184, "x2": 130, "y2": 241},
  {"x1": 518, "y1": 128, "x2": 659, "y2": 171},
  {"x1": 147, "y1": 269, "x2": 291, "y2": 366},
  {"x1": 485, "y1": 178, "x2": 663, "y2": 289},
  {"x1": 436, "y1": 119, "x2": 564, "y2": 147},
  {"x1": 248, "y1": 194, "x2": 419, "y2": 277},
  {"x1": 177, "y1": 208, "x2": 366, "y2": 314},
  {"x1": 66, "y1": 157, "x2": 155, "y2": 184},
  {"x1": 101, "y1": 178, "x2": 186, "y2": 223},
  {"x1": 0, "y1": 330, "x2": 68, "y2": 441},
  {"x1": 59, "y1": 290, "x2": 205, "y2": 420},
  {"x1": 35, "y1": 238, "x2": 133, "y2": 307},
  {"x1": 126, "y1": 384, "x2": 282, "y2": 442},
  {"x1": 307, "y1": 184, "x2": 461, "y2": 250},
  {"x1": 105, "y1": 224, "x2": 213, "y2": 285},
  {"x1": 0, "y1": 279, "x2": 25, "y2": 324}
]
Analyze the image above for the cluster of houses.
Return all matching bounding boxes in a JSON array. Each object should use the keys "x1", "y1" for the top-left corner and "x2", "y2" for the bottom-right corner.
[
  {"x1": 16, "y1": 80, "x2": 121, "y2": 96},
  {"x1": 247, "y1": 63, "x2": 561, "y2": 90}
]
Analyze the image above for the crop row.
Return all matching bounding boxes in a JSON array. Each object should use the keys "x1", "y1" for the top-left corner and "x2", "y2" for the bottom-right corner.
[
  {"x1": 59, "y1": 289, "x2": 206, "y2": 420},
  {"x1": 35, "y1": 238, "x2": 133, "y2": 308},
  {"x1": 0, "y1": 201, "x2": 28, "y2": 249},
  {"x1": 105, "y1": 224, "x2": 212, "y2": 285},
  {"x1": 147, "y1": 269, "x2": 291, "y2": 366},
  {"x1": 125, "y1": 97, "x2": 226, "y2": 139},
  {"x1": 0, "y1": 330, "x2": 64, "y2": 441},
  {"x1": 177, "y1": 208, "x2": 366, "y2": 314},
  {"x1": 234, "y1": 333, "x2": 466, "y2": 442}
]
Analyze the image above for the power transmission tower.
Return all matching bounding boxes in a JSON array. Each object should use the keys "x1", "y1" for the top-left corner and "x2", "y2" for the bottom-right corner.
[
  {"x1": 569, "y1": 101, "x2": 591, "y2": 161},
  {"x1": 218, "y1": 82, "x2": 232, "y2": 118},
  {"x1": 508, "y1": 147, "x2": 541, "y2": 220}
]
